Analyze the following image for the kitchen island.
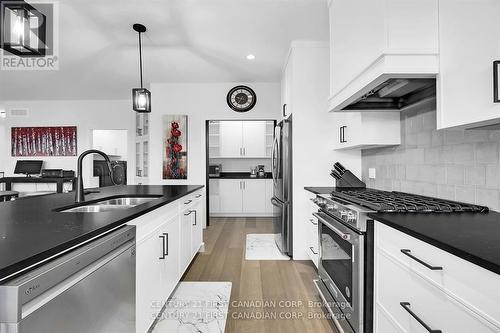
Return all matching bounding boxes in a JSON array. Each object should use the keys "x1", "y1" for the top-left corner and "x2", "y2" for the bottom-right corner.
[
  {"x1": 0, "y1": 185, "x2": 204, "y2": 282},
  {"x1": 0, "y1": 184, "x2": 205, "y2": 333}
]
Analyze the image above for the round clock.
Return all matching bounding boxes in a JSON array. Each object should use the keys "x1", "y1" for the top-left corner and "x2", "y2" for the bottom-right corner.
[{"x1": 227, "y1": 86, "x2": 257, "y2": 112}]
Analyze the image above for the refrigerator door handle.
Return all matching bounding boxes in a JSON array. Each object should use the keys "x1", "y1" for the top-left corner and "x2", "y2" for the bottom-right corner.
[{"x1": 271, "y1": 134, "x2": 279, "y2": 185}]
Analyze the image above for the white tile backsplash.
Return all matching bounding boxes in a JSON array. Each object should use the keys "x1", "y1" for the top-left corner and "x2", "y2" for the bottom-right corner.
[{"x1": 362, "y1": 103, "x2": 500, "y2": 211}]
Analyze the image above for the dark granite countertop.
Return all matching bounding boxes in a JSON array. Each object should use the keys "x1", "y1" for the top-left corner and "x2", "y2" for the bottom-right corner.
[
  {"x1": 304, "y1": 186, "x2": 335, "y2": 194},
  {"x1": 0, "y1": 185, "x2": 203, "y2": 282},
  {"x1": 369, "y1": 212, "x2": 500, "y2": 275},
  {"x1": 209, "y1": 172, "x2": 272, "y2": 179}
]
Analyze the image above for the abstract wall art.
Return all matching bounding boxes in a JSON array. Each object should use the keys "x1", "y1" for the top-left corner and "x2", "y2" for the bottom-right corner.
[
  {"x1": 11, "y1": 126, "x2": 77, "y2": 157},
  {"x1": 162, "y1": 115, "x2": 188, "y2": 179}
]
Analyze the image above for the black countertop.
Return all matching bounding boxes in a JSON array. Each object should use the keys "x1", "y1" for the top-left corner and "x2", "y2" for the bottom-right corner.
[
  {"x1": 369, "y1": 212, "x2": 500, "y2": 275},
  {"x1": 0, "y1": 185, "x2": 203, "y2": 282},
  {"x1": 304, "y1": 186, "x2": 500, "y2": 275},
  {"x1": 210, "y1": 172, "x2": 272, "y2": 179},
  {"x1": 304, "y1": 186, "x2": 335, "y2": 194}
]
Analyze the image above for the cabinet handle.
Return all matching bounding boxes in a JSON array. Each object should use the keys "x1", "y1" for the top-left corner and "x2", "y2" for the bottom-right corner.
[
  {"x1": 159, "y1": 233, "x2": 169, "y2": 259},
  {"x1": 283, "y1": 104, "x2": 287, "y2": 117},
  {"x1": 400, "y1": 302, "x2": 442, "y2": 333},
  {"x1": 195, "y1": 194, "x2": 202, "y2": 198},
  {"x1": 192, "y1": 210, "x2": 197, "y2": 226},
  {"x1": 400, "y1": 249, "x2": 443, "y2": 270},
  {"x1": 242, "y1": 181, "x2": 246, "y2": 190},
  {"x1": 309, "y1": 218, "x2": 318, "y2": 226},
  {"x1": 184, "y1": 200, "x2": 192, "y2": 205},
  {"x1": 184, "y1": 210, "x2": 194, "y2": 216},
  {"x1": 340, "y1": 126, "x2": 347, "y2": 143},
  {"x1": 309, "y1": 247, "x2": 318, "y2": 255}
]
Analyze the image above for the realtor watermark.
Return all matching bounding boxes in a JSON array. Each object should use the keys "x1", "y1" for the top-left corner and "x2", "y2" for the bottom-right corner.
[{"x1": 0, "y1": 1, "x2": 59, "y2": 70}]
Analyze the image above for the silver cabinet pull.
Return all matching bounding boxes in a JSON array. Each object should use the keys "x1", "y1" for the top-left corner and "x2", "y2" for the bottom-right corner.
[
  {"x1": 400, "y1": 249, "x2": 443, "y2": 270},
  {"x1": 400, "y1": 302, "x2": 442, "y2": 333}
]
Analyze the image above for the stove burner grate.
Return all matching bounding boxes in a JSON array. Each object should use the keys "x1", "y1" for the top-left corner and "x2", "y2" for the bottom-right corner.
[{"x1": 330, "y1": 190, "x2": 489, "y2": 213}]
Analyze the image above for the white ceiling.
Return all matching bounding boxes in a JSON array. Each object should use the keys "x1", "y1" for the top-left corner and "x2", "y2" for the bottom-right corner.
[{"x1": 0, "y1": 0, "x2": 329, "y2": 100}]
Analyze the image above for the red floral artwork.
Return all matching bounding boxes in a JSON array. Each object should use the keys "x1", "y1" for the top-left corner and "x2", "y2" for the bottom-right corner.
[{"x1": 163, "y1": 116, "x2": 187, "y2": 179}]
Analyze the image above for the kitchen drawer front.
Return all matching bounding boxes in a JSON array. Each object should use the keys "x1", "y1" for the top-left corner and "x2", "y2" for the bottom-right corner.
[
  {"x1": 376, "y1": 222, "x2": 500, "y2": 325},
  {"x1": 376, "y1": 248, "x2": 498, "y2": 333},
  {"x1": 306, "y1": 214, "x2": 319, "y2": 267}
]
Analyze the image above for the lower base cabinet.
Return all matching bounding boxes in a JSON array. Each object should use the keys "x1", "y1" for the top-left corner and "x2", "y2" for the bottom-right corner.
[
  {"x1": 374, "y1": 222, "x2": 500, "y2": 333},
  {"x1": 129, "y1": 189, "x2": 205, "y2": 333},
  {"x1": 210, "y1": 179, "x2": 273, "y2": 216}
]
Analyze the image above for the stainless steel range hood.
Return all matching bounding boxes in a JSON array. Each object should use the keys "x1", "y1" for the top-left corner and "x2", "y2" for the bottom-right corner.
[
  {"x1": 342, "y1": 78, "x2": 436, "y2": 111},
  {"x1": 328, "y1": 53, "x2": 439, "y2": 112}
]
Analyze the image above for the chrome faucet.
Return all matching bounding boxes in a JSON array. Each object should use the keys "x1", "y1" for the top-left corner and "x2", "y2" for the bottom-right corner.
[{"x1": 75, "y1": 149, "x2": 114, "y2": 203}]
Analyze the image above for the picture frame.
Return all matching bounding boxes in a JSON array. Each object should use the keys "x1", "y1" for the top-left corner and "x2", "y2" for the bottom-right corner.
[
  {"x1": 494, "y1": 61, "x2": 500, "y2": 103},
  {"x1": 162, "y1": 115, "x2": 188, "y2": 180}
]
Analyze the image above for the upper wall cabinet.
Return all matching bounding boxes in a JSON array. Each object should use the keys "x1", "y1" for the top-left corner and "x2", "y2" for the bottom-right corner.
[
  {"x1": 218, "y1": 121, "x2": 271, "y2": 158},
  {"x1": 328, "y1": 0, "x2": 439, "y2": 112},
  {"x1": 437, "y1": 0, "x2": 500, "y2": 130}
]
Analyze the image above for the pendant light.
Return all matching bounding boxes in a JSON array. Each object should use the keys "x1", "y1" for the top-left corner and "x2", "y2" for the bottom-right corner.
[
  {"x1": 132, "y1": 23, "x2": 151, "y2": 113},
  {"x1": 0, "y1": 0, "x2": 46, "y2": 57}
]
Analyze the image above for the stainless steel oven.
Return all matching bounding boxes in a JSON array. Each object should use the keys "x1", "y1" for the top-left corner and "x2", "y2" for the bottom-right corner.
[
  {"x1": 314, "y1": 212, "x2": 364, "y2": 333},
  {"x1": 312, "y1": 193, "x2": 374, "y2": 333}
]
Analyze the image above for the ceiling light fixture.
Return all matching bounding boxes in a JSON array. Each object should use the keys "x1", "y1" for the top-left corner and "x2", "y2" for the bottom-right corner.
[
  {"x1": 132, "y1": 23, "x2": 151, "y2": 113},
  {"x1": 0, "y1": 0, "x2": 46, "y2": 57},
  {"x1": 246, "y1": 54, "x2": 255, "y2": 60}
]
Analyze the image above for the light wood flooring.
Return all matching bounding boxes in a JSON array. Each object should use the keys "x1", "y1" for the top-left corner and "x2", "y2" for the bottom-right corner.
[{"x1": 182, "y1": 217, "x2": 338, "y2": 333}]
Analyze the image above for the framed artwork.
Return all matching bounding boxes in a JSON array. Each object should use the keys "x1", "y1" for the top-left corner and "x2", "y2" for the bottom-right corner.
[
  {"x1": 163, "y1": 115, "x2": 188, "y2": 179},
  {"x1": 11, "y1": 126, "x2": 77, "y2": 157},
  {"x1": 495, "y1": 61, "x2": 500, "y2": 103}
]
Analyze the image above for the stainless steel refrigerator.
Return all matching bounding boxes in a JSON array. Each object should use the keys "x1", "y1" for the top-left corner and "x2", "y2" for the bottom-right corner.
[{"x1": 271, "y1": 115, "x2": 292, "y2": 256}]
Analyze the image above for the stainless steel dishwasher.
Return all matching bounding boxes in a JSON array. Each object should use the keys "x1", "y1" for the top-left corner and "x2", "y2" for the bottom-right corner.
[{"x1": 0, "y1": 225, "x2": 136, "y2": 333}]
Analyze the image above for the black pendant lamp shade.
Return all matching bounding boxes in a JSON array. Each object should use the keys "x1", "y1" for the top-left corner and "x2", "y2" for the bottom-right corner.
[
  {"x1": 132, "y1": 23, "x2": 151, "y2": 113},
  {"x1": 0, "y1": 0, "x2": 47, "y2": 57}
]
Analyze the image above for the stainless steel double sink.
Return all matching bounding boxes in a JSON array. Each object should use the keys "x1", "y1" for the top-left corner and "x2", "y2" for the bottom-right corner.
[{"x1": 59, "y1": 196, "x2": 161, "y2": 213}]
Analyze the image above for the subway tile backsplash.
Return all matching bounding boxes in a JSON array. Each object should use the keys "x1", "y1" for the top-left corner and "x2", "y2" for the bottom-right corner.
[{"x1": 362, "y1": 103, "x2": 500, "y2": 211}]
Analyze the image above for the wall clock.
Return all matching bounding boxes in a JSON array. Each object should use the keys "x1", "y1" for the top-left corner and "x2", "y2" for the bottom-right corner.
[{"x1": 227, "y1": 86, "x2": 257, "y2": 112}]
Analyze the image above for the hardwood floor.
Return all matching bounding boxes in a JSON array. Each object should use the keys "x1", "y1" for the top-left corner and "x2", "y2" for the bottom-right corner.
[{"x1": 182, "y1": 217, "x2": 338, "y2": 333}]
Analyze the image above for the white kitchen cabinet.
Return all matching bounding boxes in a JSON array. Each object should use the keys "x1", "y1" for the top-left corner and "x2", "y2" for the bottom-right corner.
[
  {"x1": 333, "y1": 112, "x2": 401, "y2": 150},
  {"x1": 219, "y1": 121, "x2": 267, "y2": 158},
  {"x1": 190, "y1": 199, "x2": 203, "y2": 255},
  {"x1": 212, "y1": 179, "x2": 273, "y2": 217},
  {"x1": 219, "y1": 179, "x2": 244, "y2": 214},
  {"x1": 328, "y1": 0, "x2": 439, "y2": 112},
  {"x1": 180, "y1": 207, "x2": 193, "y2": 273},
  {"x1": 374, "y1": 222, "x2": 500, "y2": 333},
  {"x1": 135, "y1": 214, "x2": 179, "y2": 333},
  {"x1": 219, "y1": 121, "x2": 243, "y2": 157},
  {"x1": 242, "y1": 180, "x2": 266, "y2": 214},
  {"x1": 437, "y1": 0, "x2": 500, "y2": 129}
]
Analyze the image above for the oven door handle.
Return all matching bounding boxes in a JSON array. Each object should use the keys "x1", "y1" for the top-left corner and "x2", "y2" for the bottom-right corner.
[{"x1": 313, "y1": 212, "x2": 351, "y2": 241}]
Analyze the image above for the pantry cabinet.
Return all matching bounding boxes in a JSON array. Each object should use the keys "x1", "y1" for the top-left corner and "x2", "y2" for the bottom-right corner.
[
  {"x1": 374, "y1": 222, "x2": 500, "y2": 333},
  {"x1": 333, "y1": 112, "x2": 400, "y2": 150},
  {"x1": 219, "y1": 121, "x2": 267, "y2": 158},
  {"x1": 210, "y1": 179, "x2": 273, "y2": 216}
]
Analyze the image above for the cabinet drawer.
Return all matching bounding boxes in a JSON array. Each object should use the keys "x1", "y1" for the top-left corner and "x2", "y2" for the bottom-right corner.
[
  {"x1": 376, "y1": 222, "x2": 500, "y2": 325},
  {"x1": 376, "y1": 249, "x2": 498, "y2": 333},
  {"x1": 306, "y1": 215, "x2": 319, "y2": 267}
]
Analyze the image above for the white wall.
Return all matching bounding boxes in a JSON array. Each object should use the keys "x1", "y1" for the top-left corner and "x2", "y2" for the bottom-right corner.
[
  {"x1": 288, "y1": 43, "x2": 361, "y2": 260},
  {"x1": 149, "y1": 83, "x2": 281, "y2": 185},
  {"x1": 0, "y1": 100, "x2": 135, "y2": 188}
]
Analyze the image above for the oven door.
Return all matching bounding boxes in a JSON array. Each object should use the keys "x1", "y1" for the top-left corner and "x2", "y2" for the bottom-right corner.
[{"x1": 314, "y1": 212, "x2": 364, "y2": 333}]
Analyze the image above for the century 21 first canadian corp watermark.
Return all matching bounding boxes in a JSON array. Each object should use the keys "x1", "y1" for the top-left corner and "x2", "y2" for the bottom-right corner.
[{"x1": 0, "y1": 0, "x2": 59, "y2": 70}]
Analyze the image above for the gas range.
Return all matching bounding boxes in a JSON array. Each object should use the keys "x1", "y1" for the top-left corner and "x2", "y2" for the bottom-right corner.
[{"x1": 313, "y1": 188, "x2": 488, "y2": 233}]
